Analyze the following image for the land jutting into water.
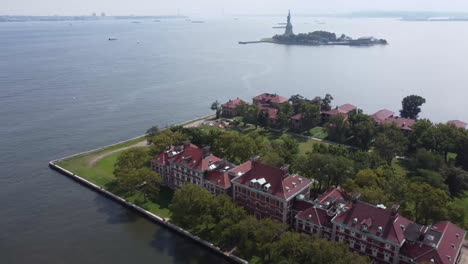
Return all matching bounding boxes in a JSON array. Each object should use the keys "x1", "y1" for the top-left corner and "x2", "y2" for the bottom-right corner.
[{"x1": 240, "y1": 11, "x2": 387, "y2": 47}]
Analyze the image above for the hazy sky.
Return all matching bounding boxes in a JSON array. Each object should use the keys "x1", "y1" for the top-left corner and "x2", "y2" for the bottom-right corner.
[{"x1": 2, "y1": 0, "x2": 468, "y2": 16}]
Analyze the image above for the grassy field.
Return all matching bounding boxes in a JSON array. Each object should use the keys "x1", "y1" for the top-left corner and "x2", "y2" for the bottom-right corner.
[
  {"x1": 309, "y1": 127, "x2": 328, "y2": 140},
  {"x1": 453, "y1": 191, "x2": 468, "y2": 231},
  {"x1": 56, "y1": 138, "x2": 173, "y2": 219}
]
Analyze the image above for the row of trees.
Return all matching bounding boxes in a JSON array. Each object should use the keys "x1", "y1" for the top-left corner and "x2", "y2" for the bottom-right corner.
[
  {"x1": 170, "y1": 184, "x2": 370, "y2": 264},
  {"x1": 114, "y1": 147, "x2": 162, "y2": 202}
]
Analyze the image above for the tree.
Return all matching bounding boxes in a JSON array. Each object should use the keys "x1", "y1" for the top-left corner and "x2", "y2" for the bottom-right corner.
[
  {"x1": 150, "y1": 129, "x2": 188, "y2": 155},
  {"x1": 408, "y1": 182, "x2": 449, "y2": 225},
  {"x1": 325, "y1": 114, "x2": 350, "y2": 144},
  {"x1": 170, "y1": 184, "x2": 214, "y2": 230},
  {"x1": 212, "y1": 131, "x2": 265, "y2": 164},
  {"x1": 257, "y1": 109, "x2": 269, "y2": 128},
  {"x1": 400, "y1": 95, "x2": 426, "y2": 119},
  {"x1": 211, "y1": 100, "x2": 222, "y2": 119},
  {"x1": 289, "y1": 94, "x2": 306, "y2": 114},
  {"x1": 300, "y1": 102, "x2": 321, "y2": 130},
  {"x1": 134, "y1": 168, "x2": 162, "y2": 201},
  {"x1": 348, "y1": 113, "x2": 376, "y2": 150},
  {"x1": 373, "y1": 124, "x2": 408, "y2": 164},
  {"x1": 146, "y1": 126, "x2": 159, "y2": 143},
  {"x1": 455, "y1": 132, "x2": 468, "y2": 170},
  {"x1": 441, "y1": 166, "x2": 468, "y2": 197},
  {"x1": 408, "y1": 148, "x2": 444, "y2": 172},
  {"x1": 408, "y1": 119, "x2": 432, "y2": 152},
  {"x1": 114, "y1": 148, "x2": 152, "y2": 193},
  {"x1": 114, "y1": 147, "x2": 150, "y2": 176},
  {"x1": 321, "y1": 94, "x2": 334, "y2": 111},
  {"x1": 418, "y1": 124, "x2": 463, "y2": 162},
  {"x1": 243, "y1": 104, "x2": 260, "y2": 128}
]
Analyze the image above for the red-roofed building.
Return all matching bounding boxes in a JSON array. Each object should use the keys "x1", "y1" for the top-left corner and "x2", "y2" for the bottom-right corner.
[
  {"x1": 231, "y1": 160, "x2": 312, "y2": 224},
  {"x1": 383, "y1": 116, "x2": 416, "y2": 132},
  {"x1": 321, "y1": 104, "x2": 357, "y2": 119},
  {"x1": 222, "y1": 98, "x2": 247, "y2": 118},
  {"x1": 372, "y1": 109, "x2": 395, "y2": 124},
  {"x1": 399, "y1": 221, "x2": 466, "y2": 264},
  {"x1": 294, "y1": 187, "x2": 467, "y2": 264},
  {"x1": 448, "y1": 120, "x2": 467, "y2": 129},
  {"x1": 204, "y1": 160, "x2": 237, "y2": 195},
  {"x1": 290, "y1": 114, "x2": 303, "y2": 131},
  {"x1": 253, "y1": 93, "x2": 288, "y2": 106},
  {"x1": 151, "y1": 142, "x2": 223, "y2": 193}
]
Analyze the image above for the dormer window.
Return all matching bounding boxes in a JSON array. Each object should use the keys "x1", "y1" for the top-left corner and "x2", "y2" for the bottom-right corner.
[
  {"x1": 292, "y1": 182, "x2": 296, "y2": 188},
  {"x1": 308, "y1": 214, "x2": 312, "y2": 220},
  {"x1": 353, "y1": 218, "x2": 358, "y2": 224},
  {"x1": 263, "y1": 183, "x2": 271, "y2": 192},
  {"x1": 377, "y1": 226, "x2": 383, "y2": 233},
  {"x1": 286, "y1": 187, "x2": 290, "y2": 192}
]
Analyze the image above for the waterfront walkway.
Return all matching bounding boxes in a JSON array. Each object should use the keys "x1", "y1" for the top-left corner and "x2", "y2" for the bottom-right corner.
[{"x1": 88, "y1": 140, "x2": 148, "y2": 166}]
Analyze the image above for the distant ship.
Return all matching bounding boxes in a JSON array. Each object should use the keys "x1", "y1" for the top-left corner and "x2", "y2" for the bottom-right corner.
[{"x1": 108, "y1": 37, "x2": 117, "y2": 41}]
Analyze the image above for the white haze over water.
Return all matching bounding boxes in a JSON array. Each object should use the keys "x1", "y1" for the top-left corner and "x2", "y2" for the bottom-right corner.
[{"x1": 2, "y1": 0, "x2": 468, "y2": 16}]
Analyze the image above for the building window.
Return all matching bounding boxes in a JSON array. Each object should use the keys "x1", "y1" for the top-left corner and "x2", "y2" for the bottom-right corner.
[
  {"x1": 384, "y1": 253, "x2": 390, "y2": 262},
  {"x1": 339, "y1": 227, "x2": 345, "y2": 233},
  {"x1": 360, "y1": 243, "x2": 366, "y2": 252},
  {"x1": 338, "y1": 235, "x2": 344, "y2": 243},
  {"x1": 385, "y1": 244, "x2": 391, "y2": 250},
  {"x1": 351, "y1": 231, "x2": 355, "y2": 236},
  {"x1": 372, "y1": 247, "x2": 378, "y2": 257}
]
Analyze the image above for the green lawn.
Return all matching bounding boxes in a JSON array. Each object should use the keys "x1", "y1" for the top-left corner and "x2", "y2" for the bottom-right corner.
[
  {"x1": 309, "y1": 127, "x2": 328, "y2": 140},
  {"x1": 57, "y1": 141, "x2": 173, "y2": 219}
]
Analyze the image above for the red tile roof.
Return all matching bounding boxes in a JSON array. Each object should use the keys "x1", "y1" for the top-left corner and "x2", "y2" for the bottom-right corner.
[
  {"x1": 153, "y1": 144, "x2": 222, "y2": 171},
  {"x1": 400, "y1": 222, "x2": 466, "y2": 264},
  {"x1": 332, "y1": 201, "x2": 412, "y2": 244},
  {"x1": 447, "y1": 120, "x2": 467, "y2": 129},
  {"x1": 321, "y1": 104, "x2": 357, "y2": 116},
  {"x1": 223, "y1": 98, "x2": 245, "y2": 109},
  {"x1": 232, "y1": 161, "x2": 311, "y2": 200},
  {"x1": 290, "y1": 114, "x2": 303, "y2": 120},
  {"x1": 206, "y1": 169, "x2": 232, "y2": 189},
  {"x1": 315, "y1": 186, "x2": 347, "y2": 203},
  {"x1": 372, "y1": 109, "x2": 395, "y2": 124},
  {"x1": 253, "y1": 93, "x2": 288, "y2": 104},
  {"x1": 383, "y1": 116, "x2": 416, "y2": 131},
  {"x1": 296, "y1": 206, "x2": 333, "y2": 228}
]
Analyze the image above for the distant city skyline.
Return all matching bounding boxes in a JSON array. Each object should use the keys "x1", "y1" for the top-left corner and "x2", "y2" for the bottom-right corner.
[{"x1": 2, "y1": 0, "x2": 468, "y2": 16}]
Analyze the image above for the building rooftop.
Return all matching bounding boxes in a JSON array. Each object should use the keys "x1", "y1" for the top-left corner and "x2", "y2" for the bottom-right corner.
[
  {"x1": 223, "y1": 98, "x2": 245, "y2": 109},
  {"x1": 232, "y1": 161, "x2": 311, "y2": 200},
  {"x1": 205, "y1": 161, "x2": 237, "y2": 189},
  {"x1": 372, "y1": 109, "x2": 395, "y2": 124},
  {"x1": 153, "y1": 143, "x2": 222, "y2": 171},
  {"x1": 253, "y1": 93, "x2": 288, "y2": 104},
  {"x1": 383, "y1": 116, "x2": 416, "y2": 131},
  {"x1": 332, "y1": 200, "x2": 412, "y2": 245},
  {"x1": 321, "y1": 104, "x2": 357, "y2": 116},
  {"x1": 447, "y1": 120, "x2": 467, "y2": 129},
  {"x1": 400, "y1": 221, "x2": 466, "y2": 264}
]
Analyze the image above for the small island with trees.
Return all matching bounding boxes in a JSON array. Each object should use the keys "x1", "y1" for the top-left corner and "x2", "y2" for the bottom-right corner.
[{"x1": 240, "y1": 11, "x2": 388, "y2": 47}]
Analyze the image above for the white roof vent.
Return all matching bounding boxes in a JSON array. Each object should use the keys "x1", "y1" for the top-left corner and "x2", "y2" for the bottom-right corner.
[
  {"x1": 353, "y1": 218, "x2": 358, "y2": 224},
  {"x1": 257, "y1": 178, "x2": 266, "y2": 185},
  {"x1": 308, "y1": 214, "x2": 312, "y2": 219},
  {"x1": 286, "y1": 186, "x2": 290, "y2": 192},
  {"x1": 298, "y1": 177, "x2": 303, "y2": 183},
  {"x1": 377, "y1": 226, "x2": 383, "y2": 233},
  {"x1": 376, "y1": 204, "x2": 386, "y2": 209},
  {"x1": 250, "y1": 179, "x2": 257, "y2": 186},
  {"x1": 292, "y1": 182, "x2": 297, "y2": 188},
  {"x1": 263, "y1": 183, "x2": 271, "y2": 192}
]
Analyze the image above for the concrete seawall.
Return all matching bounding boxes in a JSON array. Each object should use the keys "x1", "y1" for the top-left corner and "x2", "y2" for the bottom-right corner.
[
  {"x1": 48, "y1": 161, "x2": 247, "y2": 264},
  {"x1": 48, "y1": 113, "x2": 247, "y2": 264}
]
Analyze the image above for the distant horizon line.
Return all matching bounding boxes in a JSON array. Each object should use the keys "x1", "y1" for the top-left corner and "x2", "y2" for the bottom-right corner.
[{"x1": 2, "y1": 10, "x2": 468, "y2": 18}]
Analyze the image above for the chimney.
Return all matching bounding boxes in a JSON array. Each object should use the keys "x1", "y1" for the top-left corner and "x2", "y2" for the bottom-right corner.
[
  {"x1": 391, "y1": 204, "x2": 400, "y2": 218},
  {"x1": 352, "y1": 193, "x2": 361, "y2": 203},
  {"x1": 202, "y1": 146, "x2": 211, "y2": 158},
  {"x1": 280, "y1": 164, "x2": 290, "y2": 178}
]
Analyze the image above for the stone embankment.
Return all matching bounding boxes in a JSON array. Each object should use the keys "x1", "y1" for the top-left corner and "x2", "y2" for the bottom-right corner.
[{"x1": 49, "y1": 114, "x2": 246, "y2": 264}]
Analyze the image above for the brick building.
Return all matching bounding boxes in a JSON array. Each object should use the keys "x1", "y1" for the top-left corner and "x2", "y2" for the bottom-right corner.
[
  {"x1": 295, "y1": 187, "x2": 466, "y2": 264},
  {"x1": 222, "y1": 98, "x2": 246, "y2": 118},
  {"x1": 231, "y1": 160, "x2": 312, "y2": 224}
]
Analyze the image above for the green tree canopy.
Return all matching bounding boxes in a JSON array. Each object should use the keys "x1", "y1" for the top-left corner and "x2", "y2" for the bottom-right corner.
[
  {"x1": 373, "y1": 124, "x2": 408, "y2": 164},
  {"x1": 400, "y1": 95, "x2": 426, "y2": 119},
  {"x1": 325, "y1": 114, "x2": 350, "y2": 144}
]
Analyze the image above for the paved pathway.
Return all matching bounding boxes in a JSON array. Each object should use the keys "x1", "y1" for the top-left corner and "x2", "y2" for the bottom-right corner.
[{"x1": 88, "y1": 140, "x2": 148, "y2": 167}]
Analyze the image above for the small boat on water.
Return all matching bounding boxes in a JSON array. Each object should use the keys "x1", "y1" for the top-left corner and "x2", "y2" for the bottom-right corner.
[{"x1": 108, "y1": 37, "x2": 117, "y2": 41}]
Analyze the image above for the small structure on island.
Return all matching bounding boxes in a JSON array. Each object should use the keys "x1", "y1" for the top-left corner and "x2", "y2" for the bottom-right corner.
[{"x1": 284, "y1": 10, "x2": 294, "y2": 36}]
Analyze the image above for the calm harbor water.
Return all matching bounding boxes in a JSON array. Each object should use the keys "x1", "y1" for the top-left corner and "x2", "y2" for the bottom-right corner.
[{"x1": 1, "y1": 17, "x2": 468, "y2": 263}]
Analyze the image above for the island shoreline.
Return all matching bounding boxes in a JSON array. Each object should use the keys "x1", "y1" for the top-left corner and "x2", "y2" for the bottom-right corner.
[{"x1": 48, "y1": 114, "x2": 247, "y2": 264}]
